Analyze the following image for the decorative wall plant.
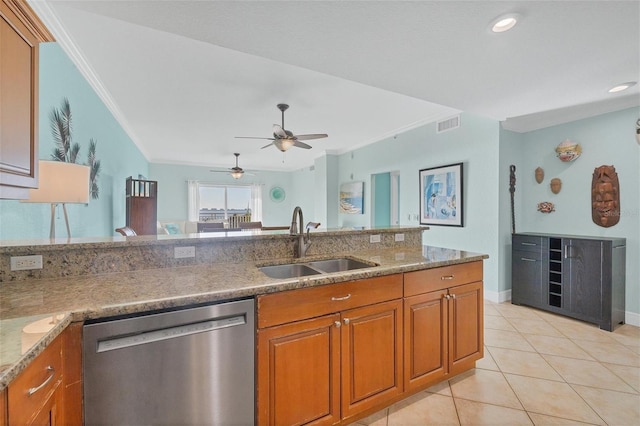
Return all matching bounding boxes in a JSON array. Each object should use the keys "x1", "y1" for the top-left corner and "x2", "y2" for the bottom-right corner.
[{"x1": 49, "y1": 98, "x2": 101, "y2": 199}]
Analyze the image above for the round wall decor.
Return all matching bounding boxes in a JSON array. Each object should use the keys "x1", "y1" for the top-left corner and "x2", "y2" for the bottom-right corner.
[{"x1": 269, "y1": 186, "x2": 286, "y2": 203}]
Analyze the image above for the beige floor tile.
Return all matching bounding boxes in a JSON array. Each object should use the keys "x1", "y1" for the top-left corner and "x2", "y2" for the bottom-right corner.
[
  {"x1": 485, "y1": 328, "x2": 536, "y2": 352},
  {"x1": 558, "y1": 321, "x2": 620, "y2": 344},
  {"x1": 475, "y1": 348, "x2": 500, "y2": 372},
  {"x1": 355, "y1": 408, "x2": 388, "y2": 426},
  {"x1": 484, "y1": 303, "x2": 501, "y2": 317},
  {"x1": 528, "y1": 412, "x2": 599, "y2": 425},
  {"x1": 455, "y1": 398, "x2": 532, "y2": 425},
  {"x1": 387, "y1": 391, "x2": 459, "y2": 426},
  {"x1": 488, "y1": 347, "x2": 562, "y2": 381},
  {"x1": 507, "y1": 317, "x2": 564, "y2": 337},
  {"x1": 426, "y1": 380, "x2": 452, "y2": 396},
  {"x1": 603, "y1": 363, "x2": 640, "y2": 393},
  {"x1": 494, "y1": 304, "x2": 543, "y2": 320},
  {"x1": 522, "y1": 334, "x2": 595, "y2": 360},
  {"x1": 504, "y1": 374, "x2": 602, "y2": 424},
  {"x1": 449, "y1": 369, "x2": 523, "y2": 410},
  {"x1": 485, "y1": 315, "x2": 517, "y2": 331},
  {"x1": 610, "y1": 329, "x2": 640, "y2": 348},
  {"x1": 573, "y1": 338, "x2": 640, "y2": 367},
  {"x1": 572, "y1": 384, "x2": 640, "y2": 426},
  {"x1": 543, "y1": 355, "x2": 636, "y2": 393}
]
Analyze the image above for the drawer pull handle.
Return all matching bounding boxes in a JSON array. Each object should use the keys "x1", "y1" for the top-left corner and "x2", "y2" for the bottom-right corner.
[
  {"x1": 521, "y1": 242, "x2": 537, "y2": 246},
  {"x1": 28, "y1": 366, "x2": 55, "y2": 396},
  {"x1": 331, "y1": 294, "x2": 351, "y2": 301},
  {"x1": 441, "y1": 275, "x2": 454, "y2": 280},
  {"x1": 521, "y1": 257, "x2": 536, "y2": 262}
]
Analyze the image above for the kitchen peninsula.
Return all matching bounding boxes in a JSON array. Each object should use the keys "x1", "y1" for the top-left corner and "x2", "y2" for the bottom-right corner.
[{"x1": 0, "y1": 226, "x2": 487, "y2": 425}]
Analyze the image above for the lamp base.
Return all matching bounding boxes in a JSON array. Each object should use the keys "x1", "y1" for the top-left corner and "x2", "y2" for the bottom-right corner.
[{"x1": 49, "y1": 203, "x2": 72, "y2": 240}]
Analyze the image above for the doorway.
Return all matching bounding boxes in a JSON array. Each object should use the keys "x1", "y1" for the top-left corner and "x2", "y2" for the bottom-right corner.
[{"x1": 371, "y1": 171, "x2": 400, "y2": 227}]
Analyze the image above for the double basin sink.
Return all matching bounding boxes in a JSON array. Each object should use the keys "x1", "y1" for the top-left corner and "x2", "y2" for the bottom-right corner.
[{"x1": 259, "y1": 257, "x2": 377, "y2": 279}]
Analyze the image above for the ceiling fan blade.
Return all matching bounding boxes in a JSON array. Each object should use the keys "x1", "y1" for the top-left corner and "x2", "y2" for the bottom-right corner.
[
  {"x1": 235, "y1": 136, "x2": 276, "y2": 140},
  {"x1": 261, "y1": 142, "x2": 273, "y2": 149},
  {"x1": 293, "y1": 133, "x2": 328, "y2": 141},
  {"x1": 293, "y1": 140, "x2": 313, "y2": 149}
]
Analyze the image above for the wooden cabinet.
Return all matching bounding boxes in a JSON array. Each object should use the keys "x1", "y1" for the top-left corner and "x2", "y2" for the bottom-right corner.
[
  {"x1": 7, "y1": 323, "x2": 82, "y2": 425},
  {"x1": 512, "y1": 233, "x2": 626, "y2": 331},
  {"x1": 403, "y1": 262, "x2": 484, "y2": 393},
  {"x1": 0, "y1": 388, "x2": 7, "y2": 426},
  {"x1": 0, "y1": 0, "x2": 53, "y2": 199},
  {"x1": 125, "y1": 177, "x2": 158, "y2": 235},
  {"x1": 257, "y1": 274, "x2": 403, "y2": 425}
]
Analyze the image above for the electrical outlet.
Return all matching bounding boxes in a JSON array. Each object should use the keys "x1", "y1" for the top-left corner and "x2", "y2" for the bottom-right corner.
[
  {"x1": 370, "y1": 234, "x2": 381, "y2": 243},
  {"x1": 174, "y1": 246, "x2": 195, "y2": 259},
  {"x1": 394, "y1": 233, "x2": 405, "y2": 242},
  {"x1": 11, "y1": 255, "x2": 43, "y2": 271}
]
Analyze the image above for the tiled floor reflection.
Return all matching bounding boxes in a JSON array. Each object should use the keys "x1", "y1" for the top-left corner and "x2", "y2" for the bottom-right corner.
[{"x1": 355, "y1": 301, "x2": 640, "y2": 425}]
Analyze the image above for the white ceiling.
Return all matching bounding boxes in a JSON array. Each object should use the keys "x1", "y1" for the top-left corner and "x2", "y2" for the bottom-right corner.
[{"x1": 30, "y1": 1, "x2": 639, "y2": 172}]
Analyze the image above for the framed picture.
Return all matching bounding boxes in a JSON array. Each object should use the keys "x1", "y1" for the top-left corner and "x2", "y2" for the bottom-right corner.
[
  {"x1": 419, "y1": 162, "x2": 463, "y2": 227},
  {"x1": 339, "y1": 181, "x2": 364, "y2": 214}
]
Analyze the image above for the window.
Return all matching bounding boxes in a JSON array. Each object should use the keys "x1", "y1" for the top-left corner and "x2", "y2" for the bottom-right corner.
[{"x1": 187, "y1": 182, "x2": 262, "y2": 224}]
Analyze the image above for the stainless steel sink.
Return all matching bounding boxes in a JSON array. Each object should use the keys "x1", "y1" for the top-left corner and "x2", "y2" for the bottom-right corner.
[
  {"x1": 259, "y1": 263, "x2": 322, "y2": 279},
  {"x1": 259, "y1": 257, "x2": 376, "y2": 279},
  {"x1": 307, "y1": 258, "x2": 373, "y2": 273}
]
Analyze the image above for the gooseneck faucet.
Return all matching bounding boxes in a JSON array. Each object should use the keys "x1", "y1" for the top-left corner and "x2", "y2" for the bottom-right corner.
[{"x1": 290, "y1": 206, "x2": 320, "y2": 258}]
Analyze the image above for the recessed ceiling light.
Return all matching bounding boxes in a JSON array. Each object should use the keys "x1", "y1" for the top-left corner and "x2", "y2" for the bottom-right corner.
[
  {"x1": 490, "y1": 13, "x2": 520, "y2": 33},
  {"x1": 608, "y1": 82, "x2": 637, "y2": 93}
]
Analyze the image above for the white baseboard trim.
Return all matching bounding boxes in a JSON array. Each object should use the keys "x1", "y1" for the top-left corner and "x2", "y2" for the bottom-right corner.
[
  {"x1": 484, "y1": 289, "x2": 511, "y2": 304},
  {"x1": 625, "y1": 311, "x2": 640, "y2": 327}
]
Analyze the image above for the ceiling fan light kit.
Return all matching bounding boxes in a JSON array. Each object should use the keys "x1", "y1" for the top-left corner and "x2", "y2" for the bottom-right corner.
[
  {"x1": 236, "y1": 104, "x2": 328, "y2": 152},
  {"x1": 211, "y1": 153, "x2": 252, "y2": 179}
]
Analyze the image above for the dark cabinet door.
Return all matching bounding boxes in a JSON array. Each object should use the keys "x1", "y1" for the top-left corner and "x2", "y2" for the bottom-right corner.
[
  {"x1": 565, "y1": 239, "x2": 603, "y2": 323},
  {"x1": 512, "y1": 250, "x2": 545, "y2": 307}
]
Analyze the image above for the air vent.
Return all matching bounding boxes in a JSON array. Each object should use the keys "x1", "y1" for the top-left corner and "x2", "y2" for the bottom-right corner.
[{"x1": 436, "y1": 115, "x2": 460, "y2": 133}]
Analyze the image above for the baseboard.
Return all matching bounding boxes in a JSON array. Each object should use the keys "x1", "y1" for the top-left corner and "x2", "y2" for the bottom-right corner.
[
  {"x1": 625, "y1": 311, "x2": 640, "y2": 327},
  {"x1": 484, "y1": 289, "x2": 511, "y2": 304}
]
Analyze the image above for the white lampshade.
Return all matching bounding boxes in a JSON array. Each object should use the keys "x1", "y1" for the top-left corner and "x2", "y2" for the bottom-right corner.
[{"x1": 22, "y1": 161, "x2": 90, "y2": 204}]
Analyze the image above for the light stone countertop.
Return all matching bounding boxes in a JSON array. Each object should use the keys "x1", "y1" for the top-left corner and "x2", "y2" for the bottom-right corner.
[{"x1": 0, "y1": 245, "x2": 487, "y2": 390}]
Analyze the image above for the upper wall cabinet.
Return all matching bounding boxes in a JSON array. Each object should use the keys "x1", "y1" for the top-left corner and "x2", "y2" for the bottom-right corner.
[{"x1": 0, "y1": 0, "x2": 53, "y2": 199}]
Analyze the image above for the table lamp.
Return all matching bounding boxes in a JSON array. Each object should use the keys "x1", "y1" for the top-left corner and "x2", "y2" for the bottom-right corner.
[{"x1": 21, "y1": 160, "x2": 90, "y2": 239}]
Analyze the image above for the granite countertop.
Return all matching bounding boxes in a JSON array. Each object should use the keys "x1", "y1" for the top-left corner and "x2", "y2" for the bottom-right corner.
[{"x1": 0, "y1": 244, "x2": 487, "y2": 390}]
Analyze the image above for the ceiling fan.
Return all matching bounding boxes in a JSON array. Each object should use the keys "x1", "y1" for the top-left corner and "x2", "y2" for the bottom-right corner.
[
  {"x1": 235, "y1": 103, "x2": 328, "y2": 152},
  {"x1": 210, "y1": 153, "x2": 254, "y2": 179}
]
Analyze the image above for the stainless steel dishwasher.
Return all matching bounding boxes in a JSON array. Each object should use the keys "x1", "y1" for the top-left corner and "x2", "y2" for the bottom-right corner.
[{"x1": 83, "y1": 298, "x2": 255, "y2": 425}]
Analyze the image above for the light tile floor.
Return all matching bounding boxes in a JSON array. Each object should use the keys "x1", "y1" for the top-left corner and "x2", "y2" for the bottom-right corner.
[{"x1": 355, "y1": 301, "x2": 640, "y2": 425}]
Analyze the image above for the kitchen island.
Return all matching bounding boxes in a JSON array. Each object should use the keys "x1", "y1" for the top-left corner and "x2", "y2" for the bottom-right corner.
[{"x1": 0, "y1": 227, "x2": 487, "y2": 424}]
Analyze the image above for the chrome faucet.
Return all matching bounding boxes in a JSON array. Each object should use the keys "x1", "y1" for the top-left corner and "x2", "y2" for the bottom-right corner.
[{"x1": 290, "y1": 206, "x2": 320, "y2": 258}]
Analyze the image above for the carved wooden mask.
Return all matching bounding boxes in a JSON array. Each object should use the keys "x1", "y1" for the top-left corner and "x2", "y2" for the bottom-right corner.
[{"x1": 591, "y1": 165, "x2": 620, "y2": 227}]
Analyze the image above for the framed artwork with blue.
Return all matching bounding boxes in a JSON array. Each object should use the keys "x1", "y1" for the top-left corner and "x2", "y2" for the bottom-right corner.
[
  {"x1": 419, "y1": 162, "x2": 463, "y2": 227},
  {"x1": 339, "y1": 181, "x2": 364, "y2": 214}
]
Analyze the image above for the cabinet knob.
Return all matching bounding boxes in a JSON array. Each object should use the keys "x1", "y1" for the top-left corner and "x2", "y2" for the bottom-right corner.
[
  {"x1": 343, "y1": 318, "x2": 350, "y2": 325},
  {"x1": 334, "y1": 321, "x2": 341, "y2": 328},
  {"x1": 451, "y1": 294, "x2": 457, "y2": 299},
  {"x1": 444, "y1": 294, "x2": 450, "y2": 300}
]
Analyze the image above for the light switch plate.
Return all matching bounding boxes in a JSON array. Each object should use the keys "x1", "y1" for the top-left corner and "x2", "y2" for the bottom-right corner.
[{"x1": 174, "y1": 246, "x2": 195, "y2": 258}]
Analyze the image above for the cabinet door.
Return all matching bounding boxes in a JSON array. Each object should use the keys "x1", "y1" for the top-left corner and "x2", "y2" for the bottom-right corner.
[
  {"x1": 448, "y1": 281, "x2": 483, "y2": 376},
  {"x1": 257, "y1": 314, "x2": 341, "y2": 426},
  {"x1": 28, "y1": 380, "x2": 63, "y2": 426},
  {"x1": 341, "y1": 299, "x2": 403, "y2": 421},
  {"x1": 566, "y1": 239, "x2": 603, "y2": 323},
  {"x1": 0, "y1": 1, "x2": 39, "y2": 197},
  {"x1": 512, "y1": 249, "x2": 545, "y2": 307},
  {"x1": 404, "y1": 289, "x2": 448, "y2": 392}
]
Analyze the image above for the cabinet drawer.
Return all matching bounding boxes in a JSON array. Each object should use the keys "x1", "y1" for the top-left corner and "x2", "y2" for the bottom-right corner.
[
  {"x1": 512, "y1": 234, "x2": 545, "y2": 253},
  {"x1": 8, "y1": 334, "x2": 63, "y2": 425},
  {"x1": 512, "y1": 249, "x2": 542, "y2": 263},
  {"x1": 404, "y1": 261, "x2": 483, "y2": 297},
  {"x1": 257, "y1": 274, "x2": 403, "y2": 328}
]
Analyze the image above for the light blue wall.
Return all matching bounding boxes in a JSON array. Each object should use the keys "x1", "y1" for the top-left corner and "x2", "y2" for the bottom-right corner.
[
  {"x1": 334, "y1": 113, "x2": 502, "y2": 296},
  {"x1": 513, "y1": 107, "x2": 639, "y2": 317},
  {"x1": 149, "y1": 163, "x2": 297, "y2": 227},
  {"x1": 0, "y1": 43, "x2": 148, "y2": 240},
  {"x1": 373, "y1": 172, "x2": 391, "y2": 227}
]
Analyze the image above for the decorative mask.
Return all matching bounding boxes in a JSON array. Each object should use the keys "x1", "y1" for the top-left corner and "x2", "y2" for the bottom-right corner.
[
  {"x1": 555, "y1": 139, "x2": 582, "y2": 162},
  {"x1": 535, "y1": 167, "x2": 544, "y2": 183},
  {"x1": 550, "y1": 178, "x2": 562, "y2": 194},
  {"x1": 537, "y1": 202, "x2": 555, "y2": 213},
  {"x1": 591, "y1": 165, "x2": 620, "y2": 227}
]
